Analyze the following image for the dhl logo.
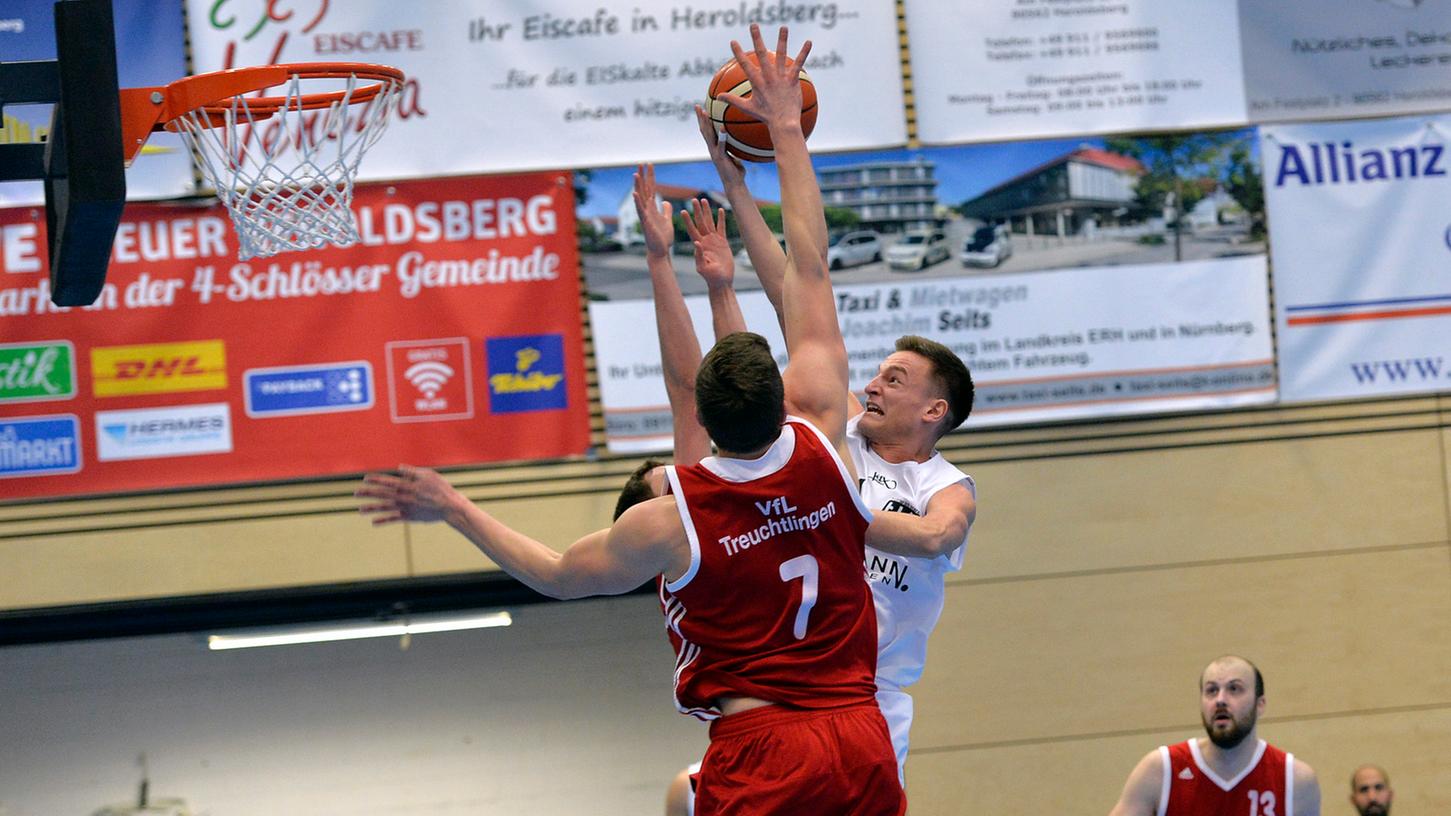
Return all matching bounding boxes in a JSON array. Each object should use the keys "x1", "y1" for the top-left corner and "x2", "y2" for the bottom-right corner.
[
  {"x1": 91, "y1": 341, "x2": 228, "y2": 397},
  {"x1": 488, "y1": 347, "x2": 562, "y2": 394}
]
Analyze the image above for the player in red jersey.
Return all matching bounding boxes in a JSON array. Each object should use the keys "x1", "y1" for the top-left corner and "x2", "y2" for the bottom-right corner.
[
  {"x1": 358, "y1": 25, "x2": 908, "y2": 816},
  {"x1": 1109, "y1": 656, "x2": 1320, "y2": 816}
]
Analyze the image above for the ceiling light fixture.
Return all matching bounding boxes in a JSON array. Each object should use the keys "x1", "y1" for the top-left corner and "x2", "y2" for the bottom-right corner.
[{"x1": 206, "y1": 611, "x2": 513, "y2": 650}]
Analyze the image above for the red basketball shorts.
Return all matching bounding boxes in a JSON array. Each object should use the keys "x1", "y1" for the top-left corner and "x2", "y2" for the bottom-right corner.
[{"x1": 695, "y1": 702, "x2": 906, "y2": 816}]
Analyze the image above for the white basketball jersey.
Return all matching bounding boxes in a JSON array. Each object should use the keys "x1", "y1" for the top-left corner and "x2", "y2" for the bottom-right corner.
[{"x1": 847, "y1": 413, "x2": 973, "y2": 691}]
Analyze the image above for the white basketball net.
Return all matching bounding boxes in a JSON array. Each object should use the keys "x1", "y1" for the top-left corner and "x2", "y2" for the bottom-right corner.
[{"x1": 173, "y1": 71, "x2": 402, "y2": 260}]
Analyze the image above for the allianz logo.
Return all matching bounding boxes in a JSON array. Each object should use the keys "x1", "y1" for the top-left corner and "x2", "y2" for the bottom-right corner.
[{"x1": 1274, "y1": 140, "x2": 1446, "y2": 187}]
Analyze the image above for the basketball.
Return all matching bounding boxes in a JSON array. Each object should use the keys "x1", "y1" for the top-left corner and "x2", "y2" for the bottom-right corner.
[{"x1": 705, "y1": 51, "x2": 817, "y2": 163}]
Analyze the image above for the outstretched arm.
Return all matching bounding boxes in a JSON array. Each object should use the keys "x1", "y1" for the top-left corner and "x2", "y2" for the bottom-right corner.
[
  {"x1": 682, "y1": 197, "x2": 746, "y2": 343},
  {"x1": 720, "y1": 25, "x2": 848, "y2": 450},
  {"x1": 696, "y1": 104, "x2": 786, "y2": 332},
  {"x1": 634, "y1": 165, "x2": 711, "y2": 466},
  {"x1": 865, "y1": 481, "x2": 975, "y2": 559},
  {"x1": 356, "y1": 465, "x2": 684, "y2": 600}
]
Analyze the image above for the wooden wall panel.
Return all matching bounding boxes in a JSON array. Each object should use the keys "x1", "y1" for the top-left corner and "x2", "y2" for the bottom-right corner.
[
  {"x1": 1, "y1": 513, "x2": 404, "y2": 608},
  {"x1": 955, "y1": 428, "x2": 1449, "y2": 582},
  {"x1": 911, "y1": 546, "x2": 1451, "y2": 749}
]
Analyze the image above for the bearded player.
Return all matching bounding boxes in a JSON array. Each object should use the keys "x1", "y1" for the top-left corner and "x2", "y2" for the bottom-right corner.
[{"x1": 1108, "y1": 656, "x2": 1321, "y2": 816}]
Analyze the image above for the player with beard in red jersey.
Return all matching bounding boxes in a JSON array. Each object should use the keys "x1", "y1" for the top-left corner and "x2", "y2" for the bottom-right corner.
[{"x1": 1109, "y1": 656, "x2": 1321, "y2": 816}]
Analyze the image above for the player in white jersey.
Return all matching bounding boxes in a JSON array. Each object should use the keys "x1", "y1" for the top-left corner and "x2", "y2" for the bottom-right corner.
[{"x1": 849, "y1": 406, "x2": 975, "y2": 776}]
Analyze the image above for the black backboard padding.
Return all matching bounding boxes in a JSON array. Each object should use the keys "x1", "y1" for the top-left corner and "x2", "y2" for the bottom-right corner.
[
  {"x1": 0, "y1": 59, "x2": 60, "y2": 104},
  {"x1": 0, "y1": 144, "x2": 47, "y2": 181},
  {"x1": 44, "y1": 0, "x2": 126, "y2": 306}
]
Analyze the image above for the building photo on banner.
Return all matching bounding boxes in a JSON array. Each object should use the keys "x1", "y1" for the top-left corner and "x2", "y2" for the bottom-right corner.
[{"x1": 585, "y1": 127, "x2": 1275, "y2": 452}]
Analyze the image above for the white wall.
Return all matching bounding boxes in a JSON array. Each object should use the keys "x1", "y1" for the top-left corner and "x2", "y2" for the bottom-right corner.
[{"x1": 0, "y1": 594, "x2": 708, "y2": 816}]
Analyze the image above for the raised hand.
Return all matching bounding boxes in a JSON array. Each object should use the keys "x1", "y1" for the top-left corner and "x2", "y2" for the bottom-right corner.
[
  {"x1": 355, "y1": 464, "x2": 461, "y2": 526},
  {"x1": 719, "y1": 24, "x2": 811, "y2": 133},
  {"x1": 682, "y1": 197, "x2": 735, "y2": 291},
  {"x1": 696, "y1": 103, "x2": 744, "y2": 187},
  {"x1": 631, "y1": 163, "x2": 677, "y2": 257}
]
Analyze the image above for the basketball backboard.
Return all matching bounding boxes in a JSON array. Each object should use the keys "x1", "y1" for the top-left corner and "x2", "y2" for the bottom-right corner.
[{"x1": 0, "y1": 0, "x2": 125, "y2": 306}]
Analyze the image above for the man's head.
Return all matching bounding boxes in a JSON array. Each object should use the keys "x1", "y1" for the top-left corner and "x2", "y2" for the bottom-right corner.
[
  {"x1": 860, "y1": 336, "x2": 974, "y2": 443},
  {"x1": 1198, "y1": 655, "x2": 1265, "y2": 750},
  {"x1": 695, "y1": 332, "x2": 785, "y2": 454},
  {"x1": 1349, "y1": 765, "x2": 1393, "y2": 816},
  {"x1": 613, "y1": 459, "x2": 667, "y2": 521}
]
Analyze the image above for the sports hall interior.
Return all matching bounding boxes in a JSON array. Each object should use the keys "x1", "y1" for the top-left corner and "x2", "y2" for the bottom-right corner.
[{"x1": 2, "y1": 2, "x2": 1449, "y2": 815}]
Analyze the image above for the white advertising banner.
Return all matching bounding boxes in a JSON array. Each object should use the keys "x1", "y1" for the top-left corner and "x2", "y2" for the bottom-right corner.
[
  {"x1": 905, "y1": 0, "x2": 1249, "y2": 146},
  {"x1": 1263, "y1": 115, "x2": 1451, "y2": 403},
  {"x1": 185, "y1": 0, "x2": 906, "y2": 179},
  {"x1": 590, "y1": 257, "x2": 1275, "y2": 453},
  {"x1": 1240, "y1": 0, "x2": 1451, "y2": 124}
]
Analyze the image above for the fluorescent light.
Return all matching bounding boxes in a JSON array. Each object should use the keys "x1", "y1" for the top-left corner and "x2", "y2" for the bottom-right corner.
[{"x1": 207, "y1": 611, "x2": 512, "y2": 650}]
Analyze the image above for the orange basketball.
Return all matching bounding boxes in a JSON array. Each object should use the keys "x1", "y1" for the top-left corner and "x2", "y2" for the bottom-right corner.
[{"x1": 705, "y1": 51, "x2": 817, "y2": 163}]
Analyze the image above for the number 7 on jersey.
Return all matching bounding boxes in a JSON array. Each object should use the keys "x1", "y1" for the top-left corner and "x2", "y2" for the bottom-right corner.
[{"x1": 778, "y1": 555, "x2": 819, "y2": 639}]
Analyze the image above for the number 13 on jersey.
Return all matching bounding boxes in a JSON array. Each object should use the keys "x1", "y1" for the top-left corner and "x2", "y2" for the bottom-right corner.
[{"x1": 1248, "y1": 790, "x2": 1277, "y2": 816}]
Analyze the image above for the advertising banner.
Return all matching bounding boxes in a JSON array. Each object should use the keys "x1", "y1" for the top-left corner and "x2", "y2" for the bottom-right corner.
[
  {"x1": 590, "y1": 257, "x2": 1275, "y2": 453},
  {"x1": 0, "y1": 172, "x2": 591, "y2": 499},
  {"x1": 906, "y1": 0, "x2": 1249, "y2": 145},
  {"x1": 0, "y1": 0, "x2": 194, "y2": 205},
  {"x1": 1263, "y1": 115, "x2": 1451, "y2": 402},
  {"x1": 185, "y1": 0, "x2": 906, "y2": 179},
  {"x1": 1240, "y1": 0, "x2": 1451, "y2": 124}
]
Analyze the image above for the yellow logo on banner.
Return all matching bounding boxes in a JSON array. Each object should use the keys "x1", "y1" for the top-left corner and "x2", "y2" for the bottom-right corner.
[
  {"x1": 91, "y1": 340, "x2": 228, "y2": 397},
  {"x1": 489, "y1": 347, "x2": 563, "y2": 394}
]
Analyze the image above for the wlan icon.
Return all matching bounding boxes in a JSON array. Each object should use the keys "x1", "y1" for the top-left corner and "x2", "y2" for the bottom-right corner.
[
  {"x1": 386, "y1": 338, "x2": 474, "y2": 423},
  {"x1": 404, "y1": 361, "x2": 454, "y2": 400}
]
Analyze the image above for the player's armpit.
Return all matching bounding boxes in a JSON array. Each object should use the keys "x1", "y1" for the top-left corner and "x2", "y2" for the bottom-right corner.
[
  {"x1": 550, "y1": 496, "x2": 687, "y2": 599},
  {"x1": 863, "y1": 482, "x2": 973, "y2": 559},
  {"x1": 1107, "y1": 750, "x2": 1164, "y2": 816}
]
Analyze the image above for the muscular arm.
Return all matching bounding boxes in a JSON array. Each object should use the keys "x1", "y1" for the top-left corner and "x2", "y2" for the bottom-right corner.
[
  {"x1": 682, "y1": 197, "x2": 747, "y2": 343},
  {"x1": 634, "y1": 165, "x2": 711, "y2": 466},
  {"x1": 356, "y1": 466, "x2": 685, "y2": 600},
  {"x1": 696, "y1": 104, "x2": 785, "y2": 332},
  {"x1": 1292, "y1": 759, "x2": 1320, "y2": 816},
  {"x1": 722, "y1": 26, "x2": 848, "y2": 451},
  {"x1": 1108, "y1": 750, "x2": 1164, "y2": 816},
  {"x1": 864, "y1": 481, "x2": 975, "y2": 559}
]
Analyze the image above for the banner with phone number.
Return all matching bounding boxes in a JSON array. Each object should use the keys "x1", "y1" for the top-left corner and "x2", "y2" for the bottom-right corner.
[
  {"x1": 590, "y1": 256, "x2": 1276, "y2": 453},
  {"x1": 0, "y1": 172, "x2": 590, "y2": 499}
]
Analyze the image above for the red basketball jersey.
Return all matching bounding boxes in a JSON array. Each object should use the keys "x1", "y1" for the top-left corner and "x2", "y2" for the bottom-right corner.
[
  {"x1": 1161, "y1": 740, "x2": 1294, "y2": 816},
  {"x1": 660, "y1": 417, "x2": 877, "y2": 720}
]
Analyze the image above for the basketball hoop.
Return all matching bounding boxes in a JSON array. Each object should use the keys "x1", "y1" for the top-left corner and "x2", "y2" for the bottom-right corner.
[{"x1": 119, "y1": 63, "x2": 405, "y2": 260}]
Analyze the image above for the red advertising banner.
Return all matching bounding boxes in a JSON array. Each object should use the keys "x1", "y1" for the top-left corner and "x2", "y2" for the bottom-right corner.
[{"x1": 0, "y1": 173, "x2": 590, "y2": 500}]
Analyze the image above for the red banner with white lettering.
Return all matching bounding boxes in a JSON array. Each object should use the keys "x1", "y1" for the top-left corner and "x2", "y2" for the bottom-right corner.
[{"x1": 0, "y1": 172, "x2": 590, "y2": 499}]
